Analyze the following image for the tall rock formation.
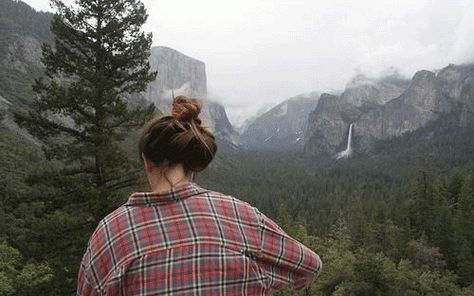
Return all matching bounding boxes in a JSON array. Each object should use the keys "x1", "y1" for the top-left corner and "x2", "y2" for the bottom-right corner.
[
  {"x1": 143, "y1": 46, "x2": 238, "y2": 148},
  {"x1": 144, "y1": 46, "x2": 207, "y2": 108},
  {"x1": 305, "y1": 74, "x2": 409, "y2": 154},
  {"x1": 437, "y1": 64, "x2": 474, "y2": 127},
  {"x1": 305, "y1": 64, "x2": 474, "y2": 156},
  {"x1": 380, "y1": 70, "x2": 445, "y2": 137},
  {"x1": 304, "y1": 93, "x2": 357, "y2": 155},
  {"x1": 241, "y1": 92, "x2": 319, "y2": 150},
  {"x1": 341, "y1": 73, "x2": 409, "y2": 107}
]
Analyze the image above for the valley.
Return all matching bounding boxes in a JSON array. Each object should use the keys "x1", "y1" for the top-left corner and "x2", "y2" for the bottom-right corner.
[{"x1": 1, "y1": 0, "x2": 474, "y2": 295}]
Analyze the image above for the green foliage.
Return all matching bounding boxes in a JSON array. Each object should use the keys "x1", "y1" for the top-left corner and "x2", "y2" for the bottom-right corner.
[
  {"x1": 198, "y1": 150, "x2": 474, "y2": 294},
  {"x1": 2, "y1": 126, "x2": 474, "y2": 294},
  {"x1": 5, "y1": 0, "x2": 157, "y2": 293},
  {"x1": 0, "y1": 242, "x2": 53, "y2": 296},
  {"x1": 272, "y1": 220, "x2": 465, "y2": 296},
  {"x1": 14, "y1": 0, "x2": 157, "y2": 192},
  {"x1": 454, "y1": 171, "x2": 474, "y2": 285},
  {"x1": 311, "y1": 223, "x2": 354, "y2": 296}
]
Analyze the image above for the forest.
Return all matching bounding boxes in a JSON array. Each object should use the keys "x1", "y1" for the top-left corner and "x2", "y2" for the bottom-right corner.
[
  {"x1": 2, "y1": 118, "x2": 474, "y2": 294},
  {"x1": 200, "y1": 149, "x2": 474, "y2": 296},
  {"x1": 1, "y1": 0, "x2": 474, "y2": 295}
]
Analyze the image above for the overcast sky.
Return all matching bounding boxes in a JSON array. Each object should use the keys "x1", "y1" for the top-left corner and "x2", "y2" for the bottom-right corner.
[{"x1": 23, "y1": 0, "x2": 474, "y2": 126}]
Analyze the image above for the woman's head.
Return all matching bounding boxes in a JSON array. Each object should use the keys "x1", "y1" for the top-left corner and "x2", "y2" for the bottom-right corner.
[{"x1": 139, "y1": 96, "x2": 217, "y2": 176}]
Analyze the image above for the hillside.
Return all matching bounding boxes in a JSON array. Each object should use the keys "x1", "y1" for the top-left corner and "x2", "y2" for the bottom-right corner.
[
  {"x1": 0, "y1": 0, "x2": 52, "y2": 107},
  {"x1": 241, "y1": 92, "x2": 319, "y2": 150}
]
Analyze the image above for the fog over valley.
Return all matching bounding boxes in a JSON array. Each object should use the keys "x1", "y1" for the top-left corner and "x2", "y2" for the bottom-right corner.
[{"x1": 23, "y1": 0, "x2": 474, "y2": 126}]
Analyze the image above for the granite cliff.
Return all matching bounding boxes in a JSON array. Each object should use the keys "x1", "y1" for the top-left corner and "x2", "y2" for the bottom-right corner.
[
  {"x1": 144, "y1": 46, "x2": 207, "y2": 107},
  {"x1": 304, "y1": 64, "x2": 474, "y2": 156},
  {"x1": 143, "y1": 46, "x2": 238, "y2": 147}
]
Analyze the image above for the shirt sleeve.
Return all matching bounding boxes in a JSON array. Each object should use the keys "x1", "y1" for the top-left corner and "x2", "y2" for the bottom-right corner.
[
  {"x1": 255, "y1": 209, "x2": 322, "y2": 292},
  {"x1": 76, "y1": 244, "x2": 98, "y2": 296}
]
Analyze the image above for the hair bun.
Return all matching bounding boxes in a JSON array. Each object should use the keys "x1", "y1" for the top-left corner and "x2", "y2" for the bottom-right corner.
[{"x1": 172, "y1": 96, "x2": 202, "y2": 124}]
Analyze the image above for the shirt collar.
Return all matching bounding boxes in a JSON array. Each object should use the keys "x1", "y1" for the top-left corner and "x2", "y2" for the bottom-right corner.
[{"x1": 126, "y1": 182, "x2": 209, "y2": 206}]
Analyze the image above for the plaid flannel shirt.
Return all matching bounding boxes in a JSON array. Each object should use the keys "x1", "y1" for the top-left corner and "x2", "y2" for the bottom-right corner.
[{"x1": 77, "y1": 182, "x2": 322, "y2": 295}]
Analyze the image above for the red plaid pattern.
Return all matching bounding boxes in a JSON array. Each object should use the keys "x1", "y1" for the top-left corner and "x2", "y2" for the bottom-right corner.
[{"x1": 77, "y1": 182, "x2": 322, "y2": 295}]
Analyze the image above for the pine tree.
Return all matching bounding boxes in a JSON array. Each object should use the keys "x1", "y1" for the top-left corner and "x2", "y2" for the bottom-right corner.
[
  {"x1": 17, "y1": 0, "x2": 156, "y2": 187},
  {"x1": 14, "y1": 0, "x2": 156, "y2": 213},
  {"x1": 455, "y1": 170, "x2": 474, "y2": 286},
  {"x1": 447, "y1": 170, "x2": 465, "y2": 209},
  {"x1": 431, "y1": 180, "x2": 455, "y2": 269},
  {"x1": 407, "y1": 156, "x2": 438, "y2": 238},
  {"x1": 13, "y1": 0, "x2": 156, "y2": 292}
]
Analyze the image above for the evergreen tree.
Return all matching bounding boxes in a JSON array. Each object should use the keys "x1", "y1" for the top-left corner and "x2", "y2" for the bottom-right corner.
[
  {"x1": 447, "y1": 170, "x2": 465, "y2": 209},
  {"x1": 0, "y1": 241, "x2": 53, "y2": 296},
  {"x1": 12, "y1": 0, "x2": 156, "y2": 293},
  {"x1": 407, "y1": 159, "x2": 437, "y2": 238},
  {"x1": 430, "y1": 180, "x2": 456, "y2": 269},
  {"x1": 455, "y1": 171, "x2": 474, "y2": 286},
  {"x1": 15, "y1": 0, "x2": 156, "y2": 204}
]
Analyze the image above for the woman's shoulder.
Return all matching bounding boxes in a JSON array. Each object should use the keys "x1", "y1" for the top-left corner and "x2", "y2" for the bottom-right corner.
[
  {"x1": 196, "y1": 185, "x2": 261, "y2": 219},
  {"x1": 199, "y1": 185, "x2": 253, "y2": 205},
  {"x1": 87, "y1": 204, "x2": 129, "y2": 246}
]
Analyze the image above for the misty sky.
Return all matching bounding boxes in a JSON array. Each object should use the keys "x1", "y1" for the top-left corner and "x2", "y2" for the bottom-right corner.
[{"x1": 23, "y1": 0, "x2": 474, "y2": 126}]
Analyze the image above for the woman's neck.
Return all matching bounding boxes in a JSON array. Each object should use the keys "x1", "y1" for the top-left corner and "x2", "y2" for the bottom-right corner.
[{"x1": 147, "y1": 165, "x2": 192, "y2": 192}]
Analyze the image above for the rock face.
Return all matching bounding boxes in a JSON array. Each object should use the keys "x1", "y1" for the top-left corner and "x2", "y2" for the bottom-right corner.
[
  {"x1": 143, "y1": 46, "x2": 238, "y2": 147},
  {"x1": 202, "y1": 101, "x2": 236, "y2": 142},
  {"x1": 3, "y1": 36, "x2": 43, "y2": 72},
  {"x1": 354, "y1": 70, "x2": 442, "y2": 150},
  {"x1": 0, "y1": 0, "x2": 52, "y2": 106},
  {"x1": 241, "y1": 92, "x2": 319, "y2": 150},
  {"x1": 144, "y1": 46, "x2": 207, "y2": 108},
  {"x1": 305, "y1": 75, "x2": 409, "y2": 154},
  {"x1": 437, "y1": 64, "x2": 474, "y2": 127},
  {"x1": 381, "y1": 71, "x2": 445, "y2": 137},
  {"x1": 305, "y1": 64, "x2": 474, "y2": 156},
  {"x1": 342, "y1": 74, "x2": 409, "y2": 107},
  {"x1": 304, "y1": 93, "x2": 357, "y2": 155},
  {"x1": 0, "y1": 0, "x2": 238, "y2": 147}
]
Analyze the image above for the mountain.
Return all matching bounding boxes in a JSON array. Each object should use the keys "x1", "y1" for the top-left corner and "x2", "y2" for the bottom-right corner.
[
  {"x1": 144, "y1": 46, "x2": 207, "y2": 107},
  {"x1": 0, "y1": 1, "x2": 237, "y2": 150},
  {"x1": 437, "y1": 64, "x2": 474, "y2": 127},
  {"x1": 241, "y1": 92, "x2": 319, "y2": 150},
  {"x1": 237, "y1": 103, "x2": 274, "y2": 135},
  {"x1": 0, "y1": 0, "x2": 52, "y2": 107},
  {"x1": 0, "y1": 0, "x2": 54, "y2": 144},
  {"x1": 304, "y1": 64, "x2": 474, "y2": 156},
  {"x1": 304, "y1": 74, "x2": 409, "y2": 155},
  {"x1": 143, "y1": 46, "x2": 238, "y2": 148}
]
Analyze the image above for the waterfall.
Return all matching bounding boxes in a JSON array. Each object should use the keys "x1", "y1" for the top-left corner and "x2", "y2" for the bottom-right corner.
[
  {"x1": 335, "y1": 123, "x2": 354, "y2": 160},
  {"x1": 346, "y1": 123, "x2": 353, "y2": 151}
]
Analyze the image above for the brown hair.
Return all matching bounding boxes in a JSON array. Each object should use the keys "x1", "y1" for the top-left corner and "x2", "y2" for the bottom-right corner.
[{"x1": 139, "y1": 96, "x2": 217, "y2": 173}]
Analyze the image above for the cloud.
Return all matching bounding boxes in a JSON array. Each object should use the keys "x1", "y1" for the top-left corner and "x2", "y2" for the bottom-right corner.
[{"x1": 22, "y1": 0, "x2": 474, "y2": 126}]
